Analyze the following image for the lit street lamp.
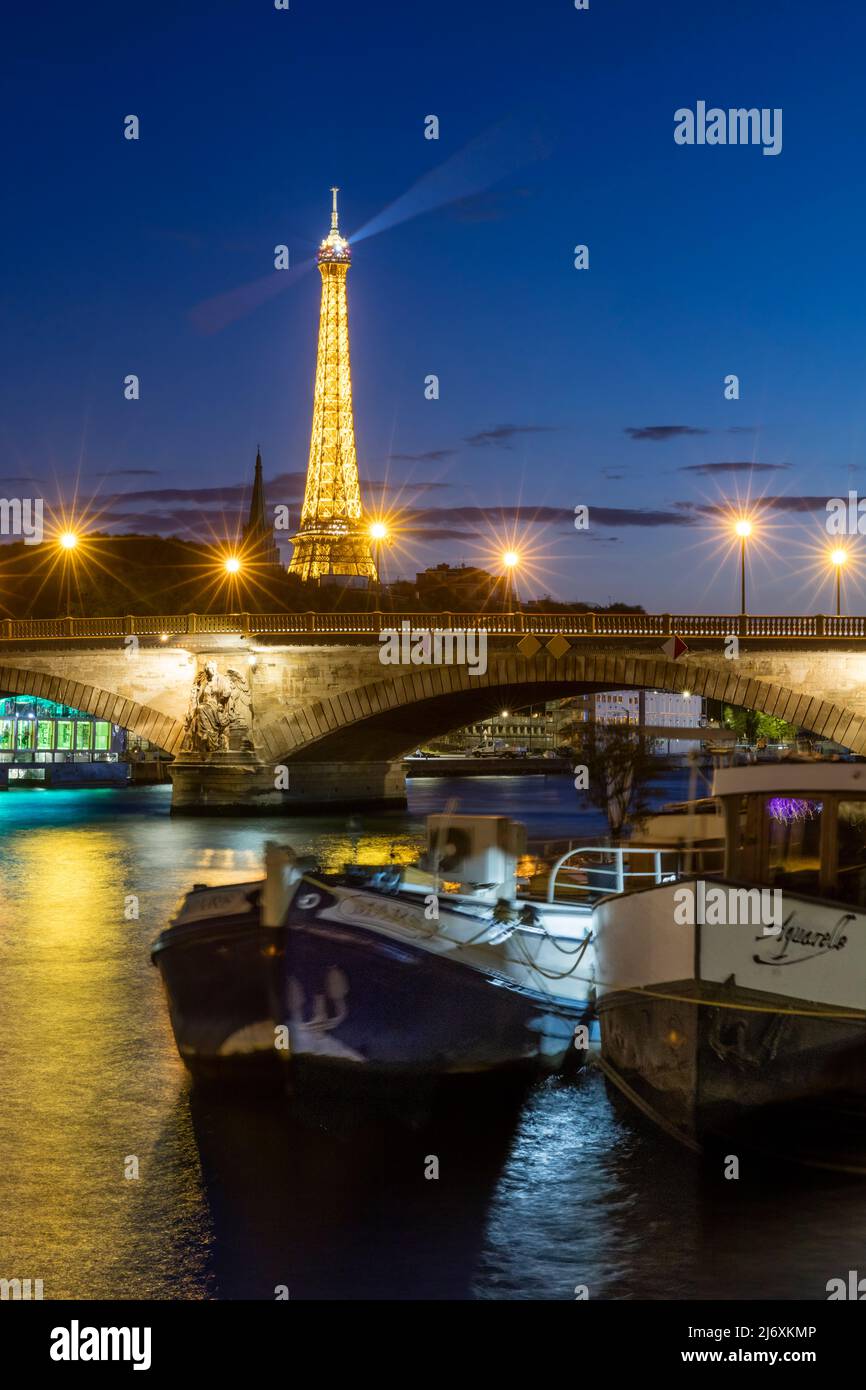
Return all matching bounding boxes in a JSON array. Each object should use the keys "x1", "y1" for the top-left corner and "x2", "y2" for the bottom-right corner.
[
  {"x1": 56, "y1": 529, "x2": 80, "y2": 615},
  {"x1": 733, "y1": 518, "x2": 753, "y2": 615},
  {"x1": 830, "y1": 547, "x2": 848, "y2": 616},
  {"x1": 224, "y1": 556, "x2": 242, "y2": 575},
  {"x1": 502, "y1": 550, "x2": 520, "y2": 613},
  {"x1": 368, "y1": 520, "x2": 388, "y2": 607}
]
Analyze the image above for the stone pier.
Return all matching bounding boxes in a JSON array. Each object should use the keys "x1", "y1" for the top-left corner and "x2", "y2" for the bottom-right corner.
[{"x1": 169, "y1": 754, "x2": 407, "y2": 816}]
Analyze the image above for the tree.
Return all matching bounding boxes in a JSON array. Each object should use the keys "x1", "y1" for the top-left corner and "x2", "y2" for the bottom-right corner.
[
  {"x1": 722, "y1": 706, "x2": 797, "y2": 743},
  {"x1": 561, "y1": 718, "x2": 659, "y2": 837}
]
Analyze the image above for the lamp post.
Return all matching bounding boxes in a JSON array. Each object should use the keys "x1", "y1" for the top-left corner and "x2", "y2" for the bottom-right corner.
[
  {"x1": 57, "y1": 531, "x2": 79, "y2": 616},
  {"x1": 830, "y1": 547, "x2": 847, "y2": 616},
  {"x1": 222, "y1": 555, "x2": 242, "y2": 616},
  {"x1": 369, "y1": 520, "x2": 388, "y2": 609},
  {"x1": 502, "y1": 550, "x2": 520, "y2": 616},
  {"x1": 734, "y1": 519, "x2": 753, "y2": 616}
]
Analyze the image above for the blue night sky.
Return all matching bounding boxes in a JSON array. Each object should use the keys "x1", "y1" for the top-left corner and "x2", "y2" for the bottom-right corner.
[{"x1": 2, "y1": 0, "x2": 865, "y2": 611}]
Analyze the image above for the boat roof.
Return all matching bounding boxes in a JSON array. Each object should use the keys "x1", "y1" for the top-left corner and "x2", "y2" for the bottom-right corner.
[{"x1": 712, "y1": 762, "x2": 866, "y2": 798}]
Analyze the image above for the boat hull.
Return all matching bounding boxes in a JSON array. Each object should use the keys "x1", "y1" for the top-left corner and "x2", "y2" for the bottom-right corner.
[
  {"x1": 279, "y1": 879, "x2": 583, "y2": 1083},
  {"x1": 152, "y1": 891, "x2": 284, "y2": 1085},
  {"x1": 593, "y1": 879, "x2": 866, "y2": 1168},
  {"x1": 598, "y1": 985, "x2": 866, "y2": 1165}
]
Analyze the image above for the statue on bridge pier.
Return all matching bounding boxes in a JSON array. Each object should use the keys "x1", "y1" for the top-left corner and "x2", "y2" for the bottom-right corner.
[{"x1": 182, "y1": 660, "x2": 255, "y2": 754}]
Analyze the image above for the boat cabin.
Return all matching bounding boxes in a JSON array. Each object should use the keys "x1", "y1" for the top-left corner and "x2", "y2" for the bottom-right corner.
[
  {"x1": 421, "y1": 814, "x2": 526, "y2": 893},
  {"x1": 714, "y1": 763, "x2": 866, "y2": 906}
]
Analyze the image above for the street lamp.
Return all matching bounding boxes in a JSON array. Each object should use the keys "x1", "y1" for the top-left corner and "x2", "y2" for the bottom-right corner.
[
  {"x1": 830, "y1": 547, "x2": 848, "y2": 616},
  {"x1": 733, "y1": 518, "x2": 753, "y2": 615},
  {"x1": 224, "y1": 556, "x2": 242, "y2": 575},
  {"x1": 56, "y1": 530, "x2": 80, "y2": 615},
  {"x1": 502, "y1": 550, "x2": 520, "y2": 614},
  {"x1": 368, "y1": 520, "x2": 388, "y2": 608}
]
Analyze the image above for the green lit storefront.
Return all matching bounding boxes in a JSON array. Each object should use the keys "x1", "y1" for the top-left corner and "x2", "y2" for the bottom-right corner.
[{"x1": 0, "y1": 696, "x2": 129, "y2": 788}]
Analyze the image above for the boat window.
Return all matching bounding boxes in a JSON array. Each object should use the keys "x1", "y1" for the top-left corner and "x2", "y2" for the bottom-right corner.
[
  {"x1": 836, "y1": 801, "x2": 866, "y2": 907},
  {"x1": 729, "y1": 794, "x2": 761, "y2": 879},
  {"x1": 765, "y1": 796, "x2": 823, "y2": 894},
  {"x1": 93, "y1": 721, "x2": 111, "y2": 751},
  {"x1": 16, "y1": 719, "x2": 35, "y2": 751}
]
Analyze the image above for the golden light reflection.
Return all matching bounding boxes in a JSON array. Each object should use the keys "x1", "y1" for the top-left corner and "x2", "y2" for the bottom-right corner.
[{"x1": 0, "y1": 822, "x2": 215, "y2": 1295}]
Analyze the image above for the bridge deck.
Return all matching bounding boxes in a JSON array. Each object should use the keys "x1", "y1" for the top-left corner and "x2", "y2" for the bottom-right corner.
[{"x1": 1, "y1": 612, "x2": 864, "y2": 641}]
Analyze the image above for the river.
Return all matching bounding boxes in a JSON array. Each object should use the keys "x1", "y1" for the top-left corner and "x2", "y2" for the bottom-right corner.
[{"x1": 1, "y1": 771, "x2": 864, "y2": 1300}]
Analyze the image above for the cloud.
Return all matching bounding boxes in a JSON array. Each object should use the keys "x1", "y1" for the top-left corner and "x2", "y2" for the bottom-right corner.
[
  {"x1": 104, "y1": 484, "x2": 260, "y2": 505},
  {"x1": 464, "y1": 424, "x2": 556, "y2": 448},
  {"x1": 678, "y1": 461, "x2": 790, "y2": 477},
  {"x1": 38, "y1": 469, "x2": 450, "y2": 541},
  {"x1": 625, "y1": 425, "x2": 708, "y2": 442},
  {"x1": 91, "y1": 469, "x2": 161, "y2": 478},
  {"x1": 388, "y1": 449, "x2": 457, "y2": 464},
  {"x1": 677, "y1": 495, "x2": 831, "y2": 518},
  {"x1": 404, "y1": 504, "x2": 695, "y2": 530}
]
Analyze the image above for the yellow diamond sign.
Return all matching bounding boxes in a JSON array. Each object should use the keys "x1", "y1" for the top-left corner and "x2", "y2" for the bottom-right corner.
[
  {"x1": 517, "y1": 635, "x2": 542, "y2": 657},
  {"x1": 546, "y1": 635, "x2": 571, "y2": 660}
]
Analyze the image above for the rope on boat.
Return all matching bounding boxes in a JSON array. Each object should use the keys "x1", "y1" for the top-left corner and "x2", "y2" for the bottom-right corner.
[
  {"x1": 473, "y1": 924, "x2": 866, "y2": 1021},
  {"x1": 497, "y1": 942, "x2": 866, "y2": 1021},
  {"x1": 599, "y1": 981, "x2": 866, "y2": 1023}
]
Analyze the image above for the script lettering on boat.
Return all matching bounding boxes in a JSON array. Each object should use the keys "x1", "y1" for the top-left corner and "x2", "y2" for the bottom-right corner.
[{"x1": 752, "y1": 911, "x2": 854, "y2": 967}]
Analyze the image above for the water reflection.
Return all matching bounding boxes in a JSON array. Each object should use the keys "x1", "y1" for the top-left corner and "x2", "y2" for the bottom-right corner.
[
  {"x1": 2, "y1": 776, "x2": 865, "y2": 1300},
  {"x1": 190, "y1": 1080, "x2": 528, "y2": 1300}
]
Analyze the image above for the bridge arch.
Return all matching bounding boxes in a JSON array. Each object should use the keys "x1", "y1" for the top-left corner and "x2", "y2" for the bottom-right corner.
[
  {"x1": 0, "y1": 663, "x2": 185, "y2": 755},
  {"x1": 259, "y1": 651, "x2": 866, "y2": 763}
]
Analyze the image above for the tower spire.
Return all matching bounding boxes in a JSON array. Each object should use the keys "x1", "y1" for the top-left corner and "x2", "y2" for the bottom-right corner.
[
  {"x1": 242, "y1": 446, "x2": 280, "y2": 567},
  {"x1": 287, "y1": 192, "x2": 376, "y2": 583}
]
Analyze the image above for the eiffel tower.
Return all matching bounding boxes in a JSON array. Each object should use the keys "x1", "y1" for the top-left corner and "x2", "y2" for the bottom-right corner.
[{"x1": 287, "y1": 190, "x2": 377, "y2": 582}]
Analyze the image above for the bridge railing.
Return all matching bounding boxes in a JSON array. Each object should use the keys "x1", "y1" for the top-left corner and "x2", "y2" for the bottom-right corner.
[{"x1": 1, "y1": 612, "x2": 865, "y2": 641}]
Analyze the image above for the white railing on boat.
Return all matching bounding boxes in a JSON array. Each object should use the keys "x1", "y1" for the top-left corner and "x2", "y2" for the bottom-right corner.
[{"x1": 546, "y1": 844, "x2": 724, "y2": 903}]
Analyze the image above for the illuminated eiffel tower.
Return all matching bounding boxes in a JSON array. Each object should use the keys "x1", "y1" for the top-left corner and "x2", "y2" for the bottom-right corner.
[{"x1": 288, "y1": 190, "x2": 377, "y2": 583}]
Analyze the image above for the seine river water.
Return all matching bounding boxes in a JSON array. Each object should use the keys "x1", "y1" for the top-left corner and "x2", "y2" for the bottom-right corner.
[{"x1": 2, "y1": 771, "x2": 866, "y2": 1301}]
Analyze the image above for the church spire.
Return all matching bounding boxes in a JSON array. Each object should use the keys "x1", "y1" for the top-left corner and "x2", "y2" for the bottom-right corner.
[
  {"x1": 242, "y1": 447, "x2": 280, "y2": 568},
  {"x1": 247, "y1": 446, "x2": 266, "y2": 534}
]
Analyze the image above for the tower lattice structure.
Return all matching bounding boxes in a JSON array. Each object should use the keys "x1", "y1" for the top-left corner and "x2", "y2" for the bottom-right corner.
[{"x1": 288, "y1": 190, "x2": 377, "y2": 582}]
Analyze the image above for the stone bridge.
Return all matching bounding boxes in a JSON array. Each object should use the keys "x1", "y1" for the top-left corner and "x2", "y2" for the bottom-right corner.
[{"x1": 2, "y1": 610, "x2": 866, "y2": 811}]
